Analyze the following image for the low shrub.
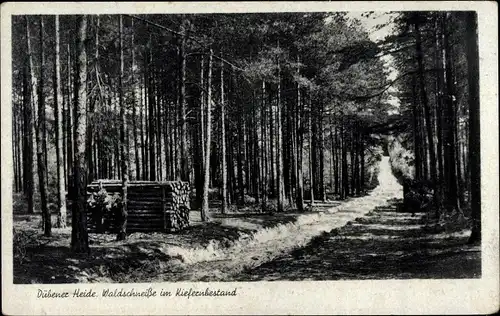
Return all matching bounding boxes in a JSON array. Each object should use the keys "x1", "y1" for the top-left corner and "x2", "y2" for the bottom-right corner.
[
  {"x1": 243, "y1": 195, "x2": 256, "y2": 205},
  {"x1": 208, "y1": 188, "x2": 220, "y2": 201},
  {"x1": 13, "y1": 228, "x2": 38, "y2": 265},
  {"x1": 403, "y1": 179, "x2": 434, "y2": 214},
  {"x1": 189, "y1": 188, "x2": 220, "y2": 202},
  {"x1": 261, "y1": 199, "x2": 294, "y2": 213},
  {"x1": 87, "y1": 188, "x2": 122, "y2": 232},
  {"x1": 388, "y1": 136, "x2": 414, "y2": 186},
  {"x1": 366, "y1": 164, "x2": 380, "y2": 190}
]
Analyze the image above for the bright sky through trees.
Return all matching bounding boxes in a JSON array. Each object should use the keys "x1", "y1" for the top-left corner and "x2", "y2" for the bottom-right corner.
[{"x1": 346, "y1": 12, "x2": 400, "y2": 110}]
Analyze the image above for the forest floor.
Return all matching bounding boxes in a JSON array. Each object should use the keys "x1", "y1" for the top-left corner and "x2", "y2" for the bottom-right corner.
[
  {"x1": 12, "y1": 200, "x2": 480, "y2": 284},
  {"x1": 12, "y1": 157, "x2": 480, "y2": 283},
  {"x1": 236, "y1": 202, "x2": 481, "y2": 280},
  {"x1": 12, "y1": 205, "x2": 326, "y2": 283}
]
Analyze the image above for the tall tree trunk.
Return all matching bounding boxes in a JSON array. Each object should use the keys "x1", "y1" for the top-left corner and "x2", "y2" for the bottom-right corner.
[
  {"x1": 173, "y1": 48, "x2": 180, "y2": 180},
  {"x1": 253, "y1": 93, "x2": 261, "y2": 204},
  {"x1": 13, "y1": 104, "x2": 19, "y2": 192},
  {"x1": 261, "y1": 81, "x2": 268, "y2": 210},
  {"x1": 465, "y1": 12, "x2": 481, "y2": 244},
  {"x1": 179, "y1": 21, "x2": 189, "y2": 181},
  {"x1": 41, "y1": 22, "x2": 48, "y2": 190},
  {"x1": 287, "y1": 102, "x2": 296, "y2": 204},
  {"x1": 329, "y1": 124, "x2": 335, "y2": 194},
  {"x1": 131, "y1": 19, "x2": 140, "y2": 181},
  {"x1": 442, "y1": 13, "x2": 461, "y2": 214},
  {"x1": 117, "y1": 15, "x2": 128, "y2": 241},
  {"x1": 220, "y1": 56, "x2": 228, "y2": 214},
  {"x1": 23, "y1": 18, "x2": 35, "y2": 214},
  {"x1": 311, "y1": 106, "x2": 318, "y2": 199},
  {"x1": 17, "y1": 107, "x2": 22, "y2": 192},
  {"x1": 410, "y1": 74, "x2": 422, "y2": 180},
  {"x1": 165, "y1": 98, "x2": 171, "y2": 179},
  {"x1": 71, "y1": 15, "x2": 90, "y2": 253},
  {"x1": 434, "y1": 17, "x2": 445, "y2": 183},
  {"x1": 66, "y1": 43, "x2": 74, "y2": 187},
  {"x1": 140, "y1": 77, "x2": 146, "y2": 180},
  {"x1": 234, "y1": 71, "x2": 245, "y2": 205},
  {"x1": 23, "y1": 69, "x2": 29, "y2": 193},
  {"x1": 318, "y1": 106, "x2": 326, "y2": 201},
  {"x1": 455, "y1": 111, "x2": 464, "y2": 206},
  {"x1": 165, "y1": 96, "x2": 172, "y2": 180},
  {"x1": 36, "y1": 16, "x2": 51, "y2": 236},
  {"x1": 360, "y1": 133, "x2": 365, "y2": 191},
  {"x1": 296, "y1": 83, "x2": 304, "y2": 211},
  {"x1": 17, "y1": 104, "x2": 22, "y2": 192},
  {"x1": 276, "y1": 56, "x2": 285, "y2": 212},
  {"x1": 308, "y1": 94, "x2": 315, "y2": 205},
  {"x1": 18, "y1": 106, "x2": 23, "y2": 192},
  {"x1": 147, "y1": 37, "x2": 156, "y2": 181},
  {"x1": 334, "y1": 125, "x2": 339, "y2": 195},
  {"x1": 201, "y1": 56, "x2": 206, "y2": 165},
  {"x1": 354, "y1": 132, "x2": 360, "y2": 195},
  {"x1": 26, "y1": 17, "x2": 39, "y2": 195},
  {"x1": 54, "y1": 15, "x2": 67, "y2": 228},
  {"x1": 341, "y1": 124, "x2": 349, "y2": 198},
  {"x1": 12, "y1": 107, "x2": 18, "y2": 192},
  {"x1": 269, "y1": 87, "x2": 275, "y2": 198},
  {"x1": 420, "y1": 107, "x2": 428, "y2": 181},
  {"x1": 244, "y1": 121, "x2": 251, "y2": 198},
  {"x1": 155, "y1": 74, "x2": 162, "y2": 180},
  {"x1": 19, "y1": 110, "x2": 23, "y2": 192},
  {"x1": 350, "y1": 131, "x2": 355, "y2": 194},
  {"x1": 195, "y1": 55, "x2": 205, "y2": 208},
  {"x1": 114, "y1": 88, "x2": 121, "y2": 180},
  {"x1": 228, "y1": 132, "x2": 236, "y2": 204},
  {"x1": 415, "y1": 16, "x2": 438, "y2": 188},
  {"x1": 201, "y1": 48, "x2": 213, "y2": 222}
]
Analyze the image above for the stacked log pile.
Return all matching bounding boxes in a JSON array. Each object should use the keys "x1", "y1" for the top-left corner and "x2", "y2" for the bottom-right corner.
[
  {"x1": 163, "y1": 181, "x2": 190, "y2": 232},
  {"x1": 86, "y1": 180, "x2": 191, "y2": 233},
  {"x1": 127, "y1": 184, "x2": 164, "y2": 233}
]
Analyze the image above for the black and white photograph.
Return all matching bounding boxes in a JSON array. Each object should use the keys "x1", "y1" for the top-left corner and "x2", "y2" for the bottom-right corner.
[{"x1": 1, "y1": 2, "x2": 498, "y2": 315}]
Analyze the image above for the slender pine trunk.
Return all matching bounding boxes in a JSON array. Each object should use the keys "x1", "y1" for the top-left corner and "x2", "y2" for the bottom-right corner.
[
  {"x1": 261, "y1": 81, "x2": 268, "y2": 211},
  {"x1": 442, "y1": 13, "x2": 461, "y2": 214},
  {"x1": 36, "y1": 16, "x2": 50, "y2": 236},
  {"x1": 411, "y1": 74, "x2": 422, "y2": 180},
  {"x1": 465, "y1": 12, "x2": 481, "y2": 244},
  {"x1": 131, "y1": 20, "x2": 140, "y2": 181},
  {"x1": 308, "y1": 93, "x2": 315, "y2": 205},
  {"x1": 415, "y1": 18, "x2": 437, "y2": 187},
  {"x1": 220, "y1": 55, "x2": 228, "y2": 214},
  {"x1": 296, "y1": 83, "x2": 304, "y2": 211},
  {"x1": 117, "y1": 15, "x2": 128, "y2": 241},
  {"x1": 71, "y1": 15, "x2": 90, "y2": 253},
  {"x1": 201, "y1": 48, "x2": 213, "y2": 222},
  {"x1": 147, "y1": 37, "x2": 156, "y2": 181},
  {"x1": 276, "y1": 56, "x2": 285, "y2": 212},
  {"x1": 23, "y1": 18, "x2": 35, "y2": 214},
  {"x1": 54, "y1": 15, "x2": 67, "y2": 228},
  {"x1": 179, "y1": 21, "x2": 189, "y2": 182}
]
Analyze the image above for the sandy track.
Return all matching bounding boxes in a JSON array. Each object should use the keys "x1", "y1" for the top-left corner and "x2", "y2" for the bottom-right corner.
[{"x1": 154, "y1": 156, "x2": 403, "y2": 281}]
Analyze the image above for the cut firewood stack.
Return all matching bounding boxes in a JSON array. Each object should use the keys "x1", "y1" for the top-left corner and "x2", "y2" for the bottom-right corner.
[
  {"x1": 163, "y1": 180, "x2": 190, "y2": 232},
  {"x1": 86, "y1": 180, "x2": 191, "y2": 233}
]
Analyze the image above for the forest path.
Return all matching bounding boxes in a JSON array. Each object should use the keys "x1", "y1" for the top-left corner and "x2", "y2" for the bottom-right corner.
[{"x1": 154, "y1": 156, "x2": 403, "y2": 281}]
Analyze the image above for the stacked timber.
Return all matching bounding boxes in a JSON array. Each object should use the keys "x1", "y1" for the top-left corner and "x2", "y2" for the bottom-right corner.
[
  {"x1": 86, "y1": 180, "x2": 191, "y2": 233},
  {"x1": 164, "y1": 181, "x2": 190, "y2": 232},
  {"x1": 127, "y1": 184, "x2": 164, "y2": 233}
]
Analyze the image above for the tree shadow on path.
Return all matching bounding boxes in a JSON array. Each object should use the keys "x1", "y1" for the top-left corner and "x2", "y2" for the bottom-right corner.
[{"x1": 237, "y1": 202, "x2": 480, "y2": 281}]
